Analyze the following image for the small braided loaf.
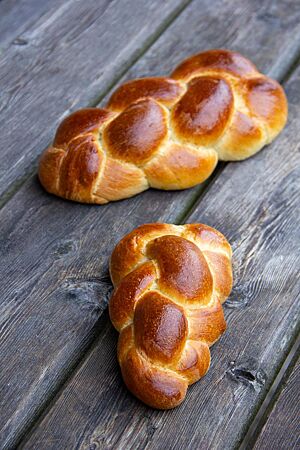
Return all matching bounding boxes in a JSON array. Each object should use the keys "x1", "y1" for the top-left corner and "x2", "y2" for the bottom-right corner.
[
  {"x1": 39, "y1": 49, "x2": 287, "y2": 204},
  {"x1": 109, "y1": 223, "x2": 233, "y2": 409}
]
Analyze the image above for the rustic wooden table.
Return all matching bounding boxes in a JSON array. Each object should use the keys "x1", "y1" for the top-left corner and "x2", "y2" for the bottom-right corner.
[{"x1": 0, "y1": 0, "x2": 299, "y2": 449}]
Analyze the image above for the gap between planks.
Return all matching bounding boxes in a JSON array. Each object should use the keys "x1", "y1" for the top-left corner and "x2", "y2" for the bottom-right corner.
[
  {"x1": 240, "y1": 330, "x2": 300, "y2": 449},
  {"x1": 0, "y1": 0, "x2": 192, "y2": 210}
]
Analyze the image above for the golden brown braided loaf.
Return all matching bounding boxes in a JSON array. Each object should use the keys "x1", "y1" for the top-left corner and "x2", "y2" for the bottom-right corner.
[
  {"x1": 109, "y1": 223, "x2": 233, "y2": 409},
  {"x1": 39, "y1": 49, "x2": 287, "y2": 204}
]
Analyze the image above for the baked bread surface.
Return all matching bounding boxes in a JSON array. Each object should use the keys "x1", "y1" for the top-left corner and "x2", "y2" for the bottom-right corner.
[
  {"x1": 39, "y1": 49, "x2": 288, "y2": 203},
  {"x1": 109, "y1": 223, "x2": 233, "y2": 409}
]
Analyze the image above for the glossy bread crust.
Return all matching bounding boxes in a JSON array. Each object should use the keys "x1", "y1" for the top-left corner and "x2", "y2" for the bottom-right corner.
[
  {"x1": 39, "y1": 49, "x2": 288, "y2": 204},
  {"x1": 109, "y1": 223, "x2": 233, "y2": 409}
]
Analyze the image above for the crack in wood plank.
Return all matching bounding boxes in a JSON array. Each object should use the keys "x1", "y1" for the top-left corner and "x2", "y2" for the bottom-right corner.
[{"x1": 0, "y1": 0, "x2": 65, "y2": 50}]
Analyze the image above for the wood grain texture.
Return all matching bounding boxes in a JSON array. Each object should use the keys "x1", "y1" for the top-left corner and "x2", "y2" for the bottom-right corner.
[
  {"x1": 0, "y1": 0, "x2": 64, "y2": 48},
  {"x1": 1, "y1": 0, "x2": 300, "y2": 448},
  {"x1": 0, "y1": 0, "x2": 190, "y2": 201},
  {"x1": 20, "y1": 58, "x2": 300, "y2": 450},
  {"x1": 254, "y1": 357, "x2": 300, "y2": 450}
]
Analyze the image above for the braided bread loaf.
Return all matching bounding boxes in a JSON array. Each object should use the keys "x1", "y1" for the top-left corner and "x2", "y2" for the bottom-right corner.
[
  {"x1": 109, "y1": 223, "x2": 233, "y2": 409},
  {"x1": 39, "y1": 49, "x2": 287, "y2": 204}
]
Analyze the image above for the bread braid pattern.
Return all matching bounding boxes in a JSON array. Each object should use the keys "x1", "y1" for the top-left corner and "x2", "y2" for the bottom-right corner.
[
  {"x1": 39, "y1": 49, "x2": 287, "y2": 204},
  {"x1": 109, "y1": 223, "x2": 233, "y2": 409}
]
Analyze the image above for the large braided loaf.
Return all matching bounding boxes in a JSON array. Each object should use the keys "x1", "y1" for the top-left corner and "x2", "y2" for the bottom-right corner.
[
  {"x1": 109, "y1": 223, "x2": 233, "y2": 409},
  {"x1": 39, "y1": 49, "x2": 287, "y2": 204}
]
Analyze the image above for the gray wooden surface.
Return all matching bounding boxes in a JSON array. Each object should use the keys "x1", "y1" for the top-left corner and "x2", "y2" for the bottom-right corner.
[
  {"x1": 0, "y1": 0, "x2": 299, "y2": 449},
  {"x1": 1, "y1": 1, "x2": 299, "y2": 447},
  {"x1": 0, "y1": 0, "x2": 64, "y2": 48},
  {"x1": 254, "y1": 358, "x2": 300, "y2": 450},
  {"x1": 20, "y1": 54, "x2": 300, "y2": 450}
]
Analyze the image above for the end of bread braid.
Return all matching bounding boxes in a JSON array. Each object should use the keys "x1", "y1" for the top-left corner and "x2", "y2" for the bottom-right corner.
[
  {"x1": 39, "y1": 49, "x2": 287, "y2": 204},
  {"x1": 108, "y1": 223, "x2": 233, "y2": 409}
]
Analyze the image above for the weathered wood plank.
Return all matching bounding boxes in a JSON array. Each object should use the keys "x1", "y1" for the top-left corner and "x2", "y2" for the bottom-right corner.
[
  {"x1": 0, "y1": 0, "x2": 64, "y2": 49},
  {"x1": 254, "y1": 357, "x2": 300, "y2": 450},
  {"x1": 19, "y1": 41, "x2": 300, "y2": 450},
  {"x1": 0, "y1": 0, "x2": 190, "y2": 202},
  {"x1": 1, "y1": 0, "x2": 300, "y2": 448}
]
